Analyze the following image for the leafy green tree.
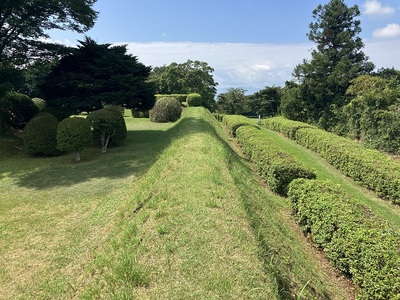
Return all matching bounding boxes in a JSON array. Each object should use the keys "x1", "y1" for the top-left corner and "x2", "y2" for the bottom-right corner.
[
  {"x1": 86, "y1": 108, "x2": 127, "y2": 153},
  {"x1": 247, "y1": 86, "x2": 282, "y2": 117},
  {"x1": 279, "y1": 81, "x2": 307, "y2": 121},
  {"x1": 57, "y1": 117, "x2": 93, "y2": 162},
  {"x1": 216, "y1": 88, "x2": 248, "y2": 115},
  {"x1": 40, "y1": 37, "x2": 156, "y2": 118},
  {"x1": 0, "y1": 0, "x2": 97, "y2": 64},
  {"x1": 150, "y1": 60, "x2": 218, "y2": 110},
  {"x1": 293, "y1": 0, "x2": 374, "y2": 129}
]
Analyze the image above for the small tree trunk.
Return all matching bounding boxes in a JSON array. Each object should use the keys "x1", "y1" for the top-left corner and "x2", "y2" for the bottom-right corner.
[
  {"x1": 74, "y1": 151, "x2": 81, "y2": 162},
  {"x1": 101, "y1": 135, "x2": 110, "y2": 153}
]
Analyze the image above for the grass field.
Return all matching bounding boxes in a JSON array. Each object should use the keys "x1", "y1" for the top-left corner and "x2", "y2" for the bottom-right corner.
[{"x1": 1, "y1": 108, "x2": 355, "y2": 299}]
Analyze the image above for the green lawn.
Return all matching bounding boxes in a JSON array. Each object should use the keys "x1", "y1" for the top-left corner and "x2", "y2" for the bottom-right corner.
[{"x1": 0, "y1": 108, "x2": 354, "y2": 299}]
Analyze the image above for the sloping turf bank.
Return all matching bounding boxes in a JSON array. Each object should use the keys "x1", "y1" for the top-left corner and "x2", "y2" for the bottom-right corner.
[{"x1": 81, "y1": 107, "x2": 352, "y2": 299}]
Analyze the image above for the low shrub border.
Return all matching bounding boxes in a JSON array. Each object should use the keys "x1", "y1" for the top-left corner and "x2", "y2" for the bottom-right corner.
[
  {"x1": 235, "y1": 125, "x2": 316, "y2": 196},
  {"x1": 288, "y1": 178, "x2": 400, "y2": 300},
  {"x1": 265, "y1": 116, "x2": 400, "y2": 205},
  {"x1": 222, "y1": 114, "x2": 259, "y2": 137},
  {"x1": 264, "y1": 116, "x2": 316, "y2": 139}
]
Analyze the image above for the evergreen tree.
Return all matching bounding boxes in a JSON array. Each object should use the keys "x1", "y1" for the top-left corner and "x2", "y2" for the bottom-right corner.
[
  {"x1": 40, "y1": 37, "x2": 155, "y2": 118},
  {"x1": 293, "y1": 0, "x2": 374, "y2": 129}
]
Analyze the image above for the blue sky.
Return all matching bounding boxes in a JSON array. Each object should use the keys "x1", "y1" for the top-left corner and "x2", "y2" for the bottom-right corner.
[{"x1": 48, "y1": 0, "x2": 400, "y2": 94}]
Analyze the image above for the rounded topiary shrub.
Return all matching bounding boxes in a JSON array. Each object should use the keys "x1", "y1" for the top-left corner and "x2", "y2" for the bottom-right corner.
[
  {"x1": 131, "y1": 109, "x2": 149, "y2": 118},
  {"x1": 57, "y1": 117, "x2": 93, "y2": 162},
  {"x1": 149, "y1": 97, "x2": 182, "y2": 123},
  {"x1": 186, "y1": 93, "x2": 202, "y2": 107},
  {"x1": 87, "y1": 108, "x2": 127, "y2": 153},
  {"x1": 24, "y1": 114, "x2": 60, "y2": 156}
]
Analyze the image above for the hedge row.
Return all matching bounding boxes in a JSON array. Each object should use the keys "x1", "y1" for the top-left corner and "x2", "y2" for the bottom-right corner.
[
  {"x1": 264, "y1": 116, "x2": 316, "y2": 139},
  {"x1": 155, "y1": 94, "x2": 188, "y2": 103},
  {"x1": 222, "y1": 114, "x2": 259, "y2": 137},
  {"x1": 235, "y1": 125, "x2": 316, "y2": 196},
  {"x1": 265, "y1": 116, "x2": 400, "y2": 205},
  {"x1": 288, "y1": 179, "x2": 400, "y2": 300}
]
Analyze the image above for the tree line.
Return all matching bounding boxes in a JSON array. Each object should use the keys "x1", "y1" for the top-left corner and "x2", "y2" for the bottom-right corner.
[{"x1": 216, "y1": 0, "x2": 400, "y2": 154}]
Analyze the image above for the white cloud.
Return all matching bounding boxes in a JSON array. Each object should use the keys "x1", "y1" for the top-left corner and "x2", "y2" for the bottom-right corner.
[
  {"x1": 373, "y1": 23, "x2": 400, "y2": 38},
  {"x1": 363, "y1": 0, "x2": 395, "y2": 15},
  {"x1": 122, "y1": 42, "x2": 312, "y2": 94}
]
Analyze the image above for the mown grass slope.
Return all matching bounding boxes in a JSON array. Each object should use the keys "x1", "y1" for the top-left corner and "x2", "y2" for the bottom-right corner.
[{"x1": 1, "y1": 108, "x2": 354, "y2": 299}]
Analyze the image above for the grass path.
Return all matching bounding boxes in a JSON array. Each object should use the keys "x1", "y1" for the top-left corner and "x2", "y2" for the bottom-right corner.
[
  {"x1": 259, "y1": 127, "x2": 400, "y2": 227},
  {"x1": 1, "y1": 108, "x2": 355, "y2": 299}
]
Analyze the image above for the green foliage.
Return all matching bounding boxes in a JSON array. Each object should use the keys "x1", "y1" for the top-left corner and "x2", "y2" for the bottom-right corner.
[
  {"x1": 295, "y1": 127, "x2": 400, "y2": 204},
  {"x1": 216, "y1": 88, "x2": 248, "y2": 115},
  {"x1": 265, "y1": 115, "x2": 400, "y2": 204},
  {"x1": 221, "y1": 114, "x2": 258, "y2": 137},
  {"x1": 57, "y1": 117, "x2": 93, "y2": 162},
  {"x1": 87, "y1": 108, "x2": 127, "y2": 153},
  {"x1": 337, "y1": 76, "x2": 400, "y2": 153},
  {"x1": 0, "y1": 91, "x2": 39, "y2": 132},
  {"x1": 32, "y1": 97, "x2": 46, "y2": 110},
  {"x1": 149, "y1": 97, "x2": 182, "y2": 123},
  {"x1": 247, "y1": 86, "x2": 282, "y2": 117},
  {"x1": 235, "y1": 125, "x2": 316, "y2": 196},
  {"x1": 40, "y1": 37, "x2": 155, "y2": 116},
  {"x1": 23, "y1": 114, "x2": 60, "y2": 156},
  {"x1": 265, "y1": 116, "x2": 316, "y2": 140},
  {"x1": 186, "y1": 93, "x2": 202, "y2": 107},
  {"x1": 288, "y1": 179, "x2": 400, "y2": 299},
  {"x1": 131, "y1": 109, "x2": 149, "y2": 118},
  {"x1": 0, "y1": 0, "x2": 97, "y2": 64},
  {"x1": 155, "y1": 94, "x2": 188, "y2": 103},
  {"x1": 102, "y1": 104, "x2": 124, "y2": 116},
  {"x1": 293, "y1": 0, "x2": 374, "y2": 129},
  {"x1": 150, "y1": 60, "x2": 218, "y2": 111}
]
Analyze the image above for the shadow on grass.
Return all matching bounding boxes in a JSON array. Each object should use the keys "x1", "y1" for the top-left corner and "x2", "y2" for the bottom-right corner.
[{"x1": 2, "y1": 114, "x2": 219, "y2": 190}]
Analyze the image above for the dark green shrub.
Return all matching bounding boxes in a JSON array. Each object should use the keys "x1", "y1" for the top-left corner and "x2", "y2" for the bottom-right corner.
[
  {"x1": 131, "y1": 109, "x2": 149, "y2": 118},
  {"x1": 0, "y1": 91, "x2": 39, "y2": 131},
  {"x1": 23, "y1": 114, "x2": 60, "y2": 156},
  {"x1": 103, "y1": 104, "x2": 125, "y2": 116},
  {"x1": 288, "y1": 179, "x2": 400, "y2": 299},
  {"x1": 87, "y1": 108, "x2": 127, "y2": 153},
  {"x1": 57, "y1": 117, "x2": 93, "y2": 162},
  {"x1": 222, "y1": 114, "x2": 259, "y2": 137},
  {"x1": 149, "y1": 97, "x2": 182, "y2": 123},
  {"x1": 236, "y1": 125, "x2": 316, "y2": 196},
  {"x1": 186, "y1": 93, "x2": 202, "y2": 107}
]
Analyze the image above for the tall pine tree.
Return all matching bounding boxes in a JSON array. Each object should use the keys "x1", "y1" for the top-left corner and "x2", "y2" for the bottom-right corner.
[{"x1": 293, "y1": 0, "x2": 374, "y2": 129}]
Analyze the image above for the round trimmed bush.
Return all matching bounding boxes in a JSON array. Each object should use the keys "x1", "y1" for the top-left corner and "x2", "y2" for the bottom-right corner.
[
  {"x1": 186, "y1": 93, "x2": 202, "y2": 107},
  {"x1": 24, "y1": 114, "x2": 60, "y2": 156},
  {"x1": 149, "y1": 97, "x2": 182, "y2": 123},
  {"x1": 87, "y1": 108, "x2": 127, "y2": 152},
  {"x1": 57, "y1": 117, "x2": 93, "y2": 162}
]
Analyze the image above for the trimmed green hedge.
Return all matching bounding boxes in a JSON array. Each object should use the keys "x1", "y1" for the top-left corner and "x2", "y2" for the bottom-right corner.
[
  {"x1": 222, "y1": 114, "x2": 259, "y2": 137},
  {"x1": 186, "y1": 93, "x2": 202, "y2": 107},
  {"x1": 288, "y1": 179, "x2": 400, "y2": 300},
  {"x1": 264, "y1": 116, "x2": 316, "y2": 139},
  {"x1": 155, "y1": 94, "x2": 188, "y2": 103},
  {"x1": 295, "y1": 127, "x2": 400, "y2": 205},
  {"x1": 265, "y1": 116, "x2": 400, "y2": 205},
  {"x1": 236, "y1": 126, "x2": 316, "y2": 196}
]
